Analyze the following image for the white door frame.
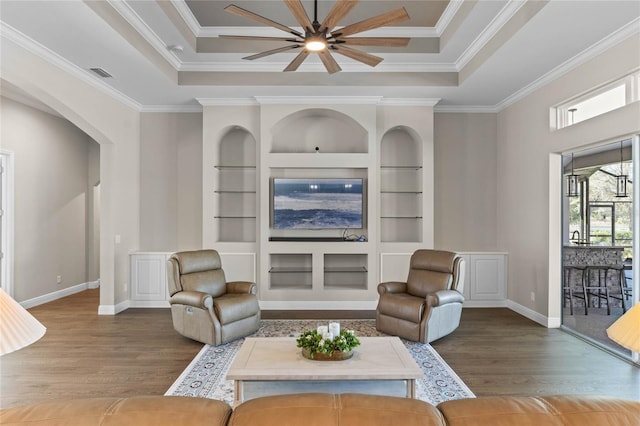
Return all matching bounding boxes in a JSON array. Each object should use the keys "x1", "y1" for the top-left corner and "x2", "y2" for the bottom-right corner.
[{"x1": 0, "y1": 150, "x2": 15, "y2": 296}]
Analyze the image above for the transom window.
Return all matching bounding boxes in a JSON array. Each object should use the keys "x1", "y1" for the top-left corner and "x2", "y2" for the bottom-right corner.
[{"x1": 553, "y1": 70, "x2": 639, "y2": 130}]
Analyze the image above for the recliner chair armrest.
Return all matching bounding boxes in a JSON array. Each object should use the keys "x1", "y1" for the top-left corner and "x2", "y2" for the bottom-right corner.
[
  {"x1": 427, "y1": 289, "x2": 464, "y2": 307},
  {"x1": 378, "y1": 281, "x2": 408, "y2": 295},
  {"x1": 226, "y1": 281, "x2": 257, "y2": 295},
  {"x1": 169, "y1": 290, "x2": 213, "y2": 309}
]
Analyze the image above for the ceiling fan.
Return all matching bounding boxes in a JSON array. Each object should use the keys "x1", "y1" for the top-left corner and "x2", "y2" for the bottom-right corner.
[{"x1": 220, "y1": 0, "x2": 410, "y2": 74}]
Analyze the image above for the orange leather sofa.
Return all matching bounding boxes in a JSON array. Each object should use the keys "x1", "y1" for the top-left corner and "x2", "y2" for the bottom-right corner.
[{"x1": 2, "y1": 393, "x2": 639, "y2": 425}]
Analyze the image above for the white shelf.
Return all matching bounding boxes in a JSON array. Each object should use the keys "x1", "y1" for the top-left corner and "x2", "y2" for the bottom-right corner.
[
  {"x1": 379, "y1": 133, "x2": 423, "y2": 243},
  {"x1": 269, "y1": 254, "x2": 313, "y2": 290},
  {"x1": 213, "y1": 136, "x2": 256, "y2": 242},
  {"x1": 323, "y1": 254, "x2": 368, "y2": 290}
]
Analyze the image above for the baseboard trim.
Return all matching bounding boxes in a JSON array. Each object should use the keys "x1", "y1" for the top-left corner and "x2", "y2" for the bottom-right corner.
[
  {"x1": 99, "y1": 300, "x2": 130, "y2": 315},
  {"x1": 463, "y1": 300, "x2": 508, "y2": 308},
  {"x1": 120, "y1": 297, "x2": 557, "y2": 329},
  {"x1": 21, "y1": 282, "x2": 89, "y2": 309},
  {"x1": 259, "y1": 300, "x2": 378, "y2": 310},
  {"x1": 506, "y1": 299, "x2": 557, "y2": 328},
  {"x1": 129, "y1": 301, "x2": 170, "y2": 308}
]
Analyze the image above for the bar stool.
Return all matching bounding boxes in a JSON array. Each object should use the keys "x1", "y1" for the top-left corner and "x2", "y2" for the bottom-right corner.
[
  {"x1": 563, "y1": 265, "x2": 587, "y2": 315},
  {"x1": 622, "y1": 262, "x2": 633, "y2": 302},
  {"x1": 584, "y1": 266, "x2": 611, "y2": 315},
  {"x1": 606, "y1": 264, "x2": 627, "y2": 314}
]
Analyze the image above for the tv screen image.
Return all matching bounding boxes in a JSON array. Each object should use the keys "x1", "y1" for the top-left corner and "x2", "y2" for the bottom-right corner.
[{"x1": 273, "y1": 178, "x2": 363, "y2": 229}]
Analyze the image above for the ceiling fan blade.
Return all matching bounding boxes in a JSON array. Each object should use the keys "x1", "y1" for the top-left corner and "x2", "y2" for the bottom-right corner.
[
  {"x1": 225, "y1": 4, "x2": 303, "y2": 38},
  {"x1": 220, "y1": 35, "x2": 302, "y2": 43},
  {"x1": 283, "y1": 0, "x2": 313, "y2": 32},
  {"x1": 331, "y1": 45, "x2": 383, "y2": 67},
  {"x1": 321, "y1": 0, "x2": 360, "y2": 32},
  {"x1": 243, "y1": 45, "x2": 301, "y2": 60},
  {"x1": 333, "y1": 7, "x2": 409, "y2": 38},
  {"x1": 317, "y1": 50, "x2": 342, "y2": 74},
  {"x1": 337, "y1": 37, "x2": 410, "y2": 47},
  {"x1": 284, "y1": 50, "x2": 310, "y2": 72}
]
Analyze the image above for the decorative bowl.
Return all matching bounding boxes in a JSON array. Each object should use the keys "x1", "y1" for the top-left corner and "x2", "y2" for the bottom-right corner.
[{"x1": 301, "y1": 348, "x2": 354, "y2": 361}]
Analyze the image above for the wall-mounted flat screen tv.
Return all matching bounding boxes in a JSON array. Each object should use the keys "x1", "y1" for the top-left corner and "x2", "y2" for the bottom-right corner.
[{"x1": 272, "y1": 178, "x2": 364, "y2": 229}]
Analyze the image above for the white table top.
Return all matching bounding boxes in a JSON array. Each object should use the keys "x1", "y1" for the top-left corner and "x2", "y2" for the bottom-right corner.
[{"x1": 226, "y1": 336, "x2": 423, "y2": 381}]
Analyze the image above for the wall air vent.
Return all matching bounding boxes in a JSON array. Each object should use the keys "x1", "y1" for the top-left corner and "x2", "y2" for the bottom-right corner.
[{"x1": 89, "y1": 67, "x2": 112, "y2": 78}]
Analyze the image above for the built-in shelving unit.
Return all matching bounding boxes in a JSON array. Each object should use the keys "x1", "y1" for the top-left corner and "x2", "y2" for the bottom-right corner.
[
  {"x1": 258, "y1": 107, "x2": 377, "y2": 306},
  {"x1": 380, "y1": 130, "x2": 423, "y2": 243},
  {"x1": 201, "y1": 100, "x2": 437, "y2": 310},
  {"x1": 324, "y1": 254, "x2": 368, "y2": 290},
  {"x1": 269, "y1": 253, "x2": 313, "y2": 290},
  {"x1": 214, "y1": 130, "x2": 257, "y2": 243}
]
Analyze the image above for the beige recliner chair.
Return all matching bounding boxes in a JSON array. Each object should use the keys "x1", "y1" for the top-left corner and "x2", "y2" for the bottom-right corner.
[
  {"x1": 376, "y1": 249, "x2": 465, "y2": 343},
  {"x1": 167, "y1": 249, "x2": 260, "y2": 346}
]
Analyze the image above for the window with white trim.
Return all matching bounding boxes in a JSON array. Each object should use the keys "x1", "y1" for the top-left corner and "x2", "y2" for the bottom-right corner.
[{"x1": 552, "y1": 69, "x2": 639, "y2": 130}]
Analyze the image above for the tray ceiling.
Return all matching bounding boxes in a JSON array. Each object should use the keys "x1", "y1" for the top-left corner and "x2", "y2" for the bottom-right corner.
[{"x1": 0, "y1": 1, "x2": 638, "y2": 110}]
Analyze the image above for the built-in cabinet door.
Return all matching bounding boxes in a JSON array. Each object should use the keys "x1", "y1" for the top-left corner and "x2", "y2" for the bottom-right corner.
[
  {"x1": 468, "y1": 254, "x2": 506, "y2": 301},
  {"x1": 130, "y1": 253, "x2": 169, "y2": 302},
  {"x1": 378, "y1": 252, "x2": 507, "y2": 305}
]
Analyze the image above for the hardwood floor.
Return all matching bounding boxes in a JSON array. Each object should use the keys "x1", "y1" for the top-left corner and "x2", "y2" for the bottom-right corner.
[{"x1": 1, "y1": 289, "x2": 638, "y2": 409}]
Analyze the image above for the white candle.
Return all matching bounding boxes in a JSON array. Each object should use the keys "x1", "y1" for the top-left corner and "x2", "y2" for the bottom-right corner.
[
  {"x1": 328, "y1": 322, "x2": 340, "y2": 338},
  {"x1": 317, "y1": 325, "x2": 328, "y2": 335},
  {"x1": 323, "y1": 331, "x2": 334, "y2": 341}
]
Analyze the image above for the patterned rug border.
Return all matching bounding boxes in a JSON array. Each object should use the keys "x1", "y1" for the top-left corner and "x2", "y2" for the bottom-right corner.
[{"x1": 166, "y1": 319, "x2": 474, "y2": 404}]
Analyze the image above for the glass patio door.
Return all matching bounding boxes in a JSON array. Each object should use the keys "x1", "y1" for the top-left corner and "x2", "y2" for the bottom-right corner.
[{"x1": 562, "y1": 138, "x2": 636, "y2": 361}]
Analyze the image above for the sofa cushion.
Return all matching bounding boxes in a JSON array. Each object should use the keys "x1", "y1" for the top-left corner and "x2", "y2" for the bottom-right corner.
[
  {"x1": 228, "y1": 393, "x2": 445, "y2": 426},
  {"x1": 0, "y1": 396, "x2": 232, "y2": 426},
  {"x1": 214, "y1": 294, "x2": 260, "y2": 325},
  {"x1": 377, "y1": 293, "x2": 425, "y2": 323},
  {"x1": 437, "y1": 395, "x2": 640, "y2": 426},
  {"x1": 181, "y1": 269, "x2": 227, "y2": 298}
]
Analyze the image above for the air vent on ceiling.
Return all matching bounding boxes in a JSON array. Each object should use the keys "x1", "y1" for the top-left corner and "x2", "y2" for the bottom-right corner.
[{"x1": 89, "y1": 67, "x2": 112, "y2": 78}]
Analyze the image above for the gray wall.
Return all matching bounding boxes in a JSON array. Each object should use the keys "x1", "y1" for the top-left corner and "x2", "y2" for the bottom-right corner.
[
  {"x1": 434, "y1": 112, "x2": 498, "y2": 251},
  {"x1": 0, "y1": 97, "x2": 99, "y2": 301},
  {"x1": 496, "y1": 33, "x2": 640, "y2": 317},
  {"x1": 3, "y1": 30, "x2": 637, "y2": 322},
  {"x1": 139, "y1": 112, "x2": 203, "y2": 251}
]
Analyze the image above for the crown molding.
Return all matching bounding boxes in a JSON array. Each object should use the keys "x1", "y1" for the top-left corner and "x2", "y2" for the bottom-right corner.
[
  {"x1": 197, "y1": 96, "x2": 442, "y2": 107},
  {"x1": 170, "y1": 0, "x2": 201, "y2": 37},
  {"x1": 173, "y1": 0, "x2": 439, "y2": 39},
  {"x1": 199, "y1": 25, "x2": 437, "y2": 38},
  {"x1": 197, "y1": 98, "x2": 259, "y2": 106},
  {"x1": 179, "y1": 60, "x2": 457, "y2": 73},
  {"x1": 140, "y1": 105, "x2": 203, "y2": 113},
  {"x1": 435, "y1": 0, "x2": 465, "y2": 35},
  {"x1": 495, "y1": 16, "x2": 640, "y2": 112},
  {"x1": 455, "y1": 0, "x2": 527, "y2": 71},
  {"x1": 108, "y1": 0, "x2": 181, "y2": 68},
  {"x1": 0, "y1": 24, "x2": 142, "y2": 112},
  {"x1": 255, "y1": 96, "x2": 384, "y2": 105},
  {"x1": 434, "y1": 104, "x2": 499, "y2": 113},
  {"x1": 380, "y1": 98, "x2": 441, "y2": 107}
]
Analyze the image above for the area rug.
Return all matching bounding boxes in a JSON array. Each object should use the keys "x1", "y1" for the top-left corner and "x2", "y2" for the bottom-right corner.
[{"x1": 165, "y1": 319, "x2": 474, "y2": 405}]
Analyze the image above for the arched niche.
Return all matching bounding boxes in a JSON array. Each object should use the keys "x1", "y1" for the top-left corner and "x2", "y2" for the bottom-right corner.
[
  {"x1": 380, "y1": 126, "x2": 423, "y2": 243},
  {"x1": 219, "y1": 126, "x2": 256, "y2": 166},
  {"x1": 380, "y1": 126, "x2": 422, "y2": 166},
  {"x1": 216, "y1": 126, "x2": 257, "y2": 242},
  {"x1": 271, "y1": 108, "x2": 368, "y2": 153}
]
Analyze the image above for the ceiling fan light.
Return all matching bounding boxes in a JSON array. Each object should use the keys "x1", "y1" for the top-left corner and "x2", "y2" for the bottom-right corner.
[{"x1": 305, "y1": 37, "x2": 326, "y2": 52}]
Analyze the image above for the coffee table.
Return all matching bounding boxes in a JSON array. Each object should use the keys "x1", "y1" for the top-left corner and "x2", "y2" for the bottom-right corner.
[{"x1": 226, "y1": 336, "x2": 423, "y2": 406}]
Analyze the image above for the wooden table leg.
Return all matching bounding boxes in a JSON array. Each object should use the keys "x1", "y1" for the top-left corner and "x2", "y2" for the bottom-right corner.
[
  {"x1": 407, "y1": 379, "x2": 416, "y2": 398},
  {"x1": 234, "y1": 380, "x2": 244, "y2": 407}
]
